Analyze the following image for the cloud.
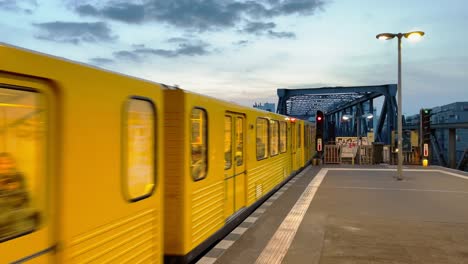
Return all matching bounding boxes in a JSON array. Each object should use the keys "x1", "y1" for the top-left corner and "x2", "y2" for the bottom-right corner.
[
  {"x1": 242, "y1": 22, "x2": 276, "y2": 35},
  {"x1": 167, "y1": 37, "x2": 190, "y2": 43},
  {"x1": 89, "y1": 57, "x2": 114, "y2": 65},
  {"x1": 112, "y1": 40, "x2": 211, "y2": 62},
  {"x1": 234, "y1": 40, "x2": 249, "y2": 46},
  {"x1": 267, "y1": 30, "x2": 296, "y2": 39},
  {"x1": 241, "y1": 21, "x2": 295, "y2": 38},
  {"x1": 72, "y1": 0, "x2": 325, "y2": 32},
  {"x1": 0, "y1": 0, "x2": 37, "y2": 14},
  {"x1": 113, "y1": 50, "x2": 141, "y2": 62},
  {"x1": 76, "y1": 3, "x2": 144, "y2": 24},
  {"x1": 33, "y1": 21, "x2": 117, "y2": 44}
]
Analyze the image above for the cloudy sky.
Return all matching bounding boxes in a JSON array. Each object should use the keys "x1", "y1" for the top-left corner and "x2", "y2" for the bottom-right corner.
[{"x1": 1, "y1": 0, "x2": 467, "y2": 115}]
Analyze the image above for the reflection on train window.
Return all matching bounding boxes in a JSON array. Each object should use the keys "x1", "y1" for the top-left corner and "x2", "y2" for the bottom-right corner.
[
  {"x1": 256, "y1": 118, "x2": 268, "y2": 160},
  {"x1": 224, "y1": 116, "x2": 232, "y2": 170},
  {"x1": 124, "y1": 98, "x2": 155, "y2": 201},
  {"x1": 235, "y1": 117, "x2": 243, "y2": 166},
  {"x1": 270, "y1": 120, "x2": 279, "y2": 156},
  {"x1": 297, "y1": 123, "x2": 301, "y2": 149},
  {"x1": 280, "y1": 121, "x2": 287, "y2": 153},
  {"x1": 191, "y1": 108, "x2": 207, "y2": 180},
  {"x1": 0, "y1": 87, "x2": 43, "y2": 243}
]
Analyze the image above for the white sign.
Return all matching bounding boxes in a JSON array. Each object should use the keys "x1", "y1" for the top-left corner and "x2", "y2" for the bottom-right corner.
[
  {"x1": 317, "y1": 138, "x2": 323, "y2": 152},
  {"x1": 423, "y1": 143, "x2": 429, "y2": 157}
]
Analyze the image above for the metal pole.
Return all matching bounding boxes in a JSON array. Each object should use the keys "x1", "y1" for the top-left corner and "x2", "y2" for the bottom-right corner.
[{"x1": 397, "y1": 35, "x2": 403, "y2": 180}]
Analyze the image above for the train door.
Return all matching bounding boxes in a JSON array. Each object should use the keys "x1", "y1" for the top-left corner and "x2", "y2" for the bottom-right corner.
[
  {"x1": 0, "y1": 75, "x2": 56, "y2": 263},
  {"x1": 291, "y1": 122, "x2": 298, "y2": 170},
  {"x1": 224, "y1": 113, "x2": 246, "y2": 218}
]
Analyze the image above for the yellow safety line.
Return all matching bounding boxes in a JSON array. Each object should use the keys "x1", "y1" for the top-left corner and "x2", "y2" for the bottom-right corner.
[{"x1": 255, "y1": 167, "x2": 325, "y2": 264}]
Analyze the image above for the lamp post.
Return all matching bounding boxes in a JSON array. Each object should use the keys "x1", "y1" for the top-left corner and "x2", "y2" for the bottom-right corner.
[{"x1": 376, "y1": 31, "x2": 424, "y2": 180}]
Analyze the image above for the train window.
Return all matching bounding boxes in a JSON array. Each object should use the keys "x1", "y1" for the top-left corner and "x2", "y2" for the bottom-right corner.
[
  {"x1": 280, "y1": 121, "x2": 287, "y2": 153},
  {"x1": 256, "y1": 118, "x2": 268, "y2": 160},
  {"x1": 270, "y1": 120, "x2": 279, "y2": 156},
  {"x1": 124, "y1": 98, "x2": 156, "y2": 201},
  {"x1": 0, "y1": 87, "x2": 44, "y2": 242},
  {"x1": 191, "y1": 108, "x2": 208, "y2": 180},
  {"x1": 297, "y1": 123, "x2": 301, "y2": 148},
  {"x1": 224, "y1": 116, "x2": 232, "y2": 170},
  {"x1": 235, "y1": 117, "x2": 243, "y2": 166}
]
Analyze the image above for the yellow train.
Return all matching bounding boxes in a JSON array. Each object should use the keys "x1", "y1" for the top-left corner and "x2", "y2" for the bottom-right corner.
[{"x1": 0, "y1": 44, "x2": 315, "y2": 263}]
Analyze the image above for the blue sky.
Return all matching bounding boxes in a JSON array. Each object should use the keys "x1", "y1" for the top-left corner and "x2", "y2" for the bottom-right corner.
[{"x1": 1, "y1": 0, "x2": 467, "y2": 115}]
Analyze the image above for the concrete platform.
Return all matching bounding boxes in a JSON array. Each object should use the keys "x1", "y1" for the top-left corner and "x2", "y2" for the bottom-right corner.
[{"x1": 197, "y1": 165, "x2": 468, "y2": 264}]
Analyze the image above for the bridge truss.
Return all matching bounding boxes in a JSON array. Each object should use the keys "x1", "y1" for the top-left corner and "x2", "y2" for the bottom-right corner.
[{"x1": 277, "y1": 84, "x2": 398, "y2": 144}]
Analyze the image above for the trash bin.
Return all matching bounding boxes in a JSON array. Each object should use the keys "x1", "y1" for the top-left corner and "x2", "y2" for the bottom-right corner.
[{"x1": 372, "y1": 142, "x2": 384, "y2": 164}]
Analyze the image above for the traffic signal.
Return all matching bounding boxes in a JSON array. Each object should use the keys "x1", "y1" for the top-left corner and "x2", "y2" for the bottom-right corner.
[
  {"x1": 316, "y1": 110, "x2": 324, "y2": 152},
  {"x1": 420, "y1": 108, "x2": 431, "y2": 157}
]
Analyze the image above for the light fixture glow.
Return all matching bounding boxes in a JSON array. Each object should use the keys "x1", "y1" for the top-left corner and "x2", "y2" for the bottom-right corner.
[
  {"x1": 405, "y1": 31, "x2": 425, "y2": 42},
  {"x1": 376, "y1": 33, "x2": 395, "y2": 40}
]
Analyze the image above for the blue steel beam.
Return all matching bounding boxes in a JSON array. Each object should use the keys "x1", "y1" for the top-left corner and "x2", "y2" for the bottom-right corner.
[
  {"x1": 277, "y1": 84, "x2": 398, "y2": 144},
  {"x1": 278, "y1": 84, "x2": 396, "y2": 99}
]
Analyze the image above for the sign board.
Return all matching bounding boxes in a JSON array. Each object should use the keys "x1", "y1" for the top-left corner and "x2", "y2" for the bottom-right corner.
[
  {"x1": 423, "y1": 143, "x2": 429, "y2": 157},
  {"x1": 317, "y1": 138, "x2": 323, "y2": 152}
]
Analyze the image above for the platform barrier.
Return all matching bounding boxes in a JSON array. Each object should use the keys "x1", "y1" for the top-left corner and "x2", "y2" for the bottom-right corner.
[
  {"x1": 341, "y1": 146, "x2": 357, "y2": 164},
  {"x1": 359, "y1": 145, "x2": 373, "y2": 164},
  {"x1": 383, "y1": 145, "x2": 390, "y2": 163},
  {"x1": 324, "y1": 145, "x2": 341, "y2": 164}
]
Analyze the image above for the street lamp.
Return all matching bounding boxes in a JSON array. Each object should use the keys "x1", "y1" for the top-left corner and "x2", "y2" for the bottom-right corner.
[{"x1": 376, "y1": 30, "x2": 425, "y2": 180}]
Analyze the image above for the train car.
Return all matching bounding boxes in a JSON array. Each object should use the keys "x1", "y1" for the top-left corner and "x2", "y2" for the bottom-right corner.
[
  {"x1": 303, "y1": 122, "x2": 316, "y2": 164},
  {"x1": 0, "y1": 44, "x2": 164, "y2": 263},
  {"x1": 163, "y1": 88, "x2": 313, "y2": 263}
]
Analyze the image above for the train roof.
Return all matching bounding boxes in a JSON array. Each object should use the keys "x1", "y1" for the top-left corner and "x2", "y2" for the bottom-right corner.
[{"x1": 0, "y1": 42, "x2": 169, "y2": 88}]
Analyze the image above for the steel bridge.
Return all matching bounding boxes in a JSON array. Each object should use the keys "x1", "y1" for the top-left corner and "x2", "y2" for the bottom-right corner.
[{"x1": 277, "y1": 84, "x2": 397, "y2": 144}]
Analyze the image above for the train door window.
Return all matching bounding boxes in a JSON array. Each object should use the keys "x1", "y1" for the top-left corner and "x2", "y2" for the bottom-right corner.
[
  {"x1": 297, "y1": 123, "x2": 301, "y2": 148},
  {"x1": 280, "y1": 121, "x2": 287, "y2": 153},
  {"x1": 256, "y1": 118, "x2": 268, "y2": 160},
  {"x1": 124, "y1": 98, "x2": 156, "y2": 201},
  {"x1": 0, "y1": 87, "x2": 44, "y2": 242},
  {"x1": 224, "y1": 116, "x2": 232, "y2": 169},
  {"x1": 235, "y1": 117, "x2": 243, "y2": 166},
  {"x1": 270, "y1": 120, "x2": 279, "y2": 156},
  {"x1": 191, "y1": 108, "x2": 208, "y2": 180}
]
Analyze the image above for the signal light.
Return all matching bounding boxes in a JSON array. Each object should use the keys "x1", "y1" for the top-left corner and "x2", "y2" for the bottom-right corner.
[
  {"x1": 316, "y1": 110, "x2": 324, "y2": 152},
  {"x1": 420, "y1": 108, "x2": 431, "y2": 158}
]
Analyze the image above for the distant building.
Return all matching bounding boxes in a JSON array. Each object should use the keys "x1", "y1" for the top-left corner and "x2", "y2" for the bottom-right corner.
[
  {"x1": 253, "y1": 102, "x2": 275, "y2": 112},
  {"x1": 406, "y1": 102, "x2": 468, "y2": 167}
]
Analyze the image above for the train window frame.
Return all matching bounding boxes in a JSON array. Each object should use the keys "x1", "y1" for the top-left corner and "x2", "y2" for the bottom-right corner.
[
  {"x1": 190, "y1": 107, "x2": 208, "y2": 181},
  {"x1": 121, "y1": 96, "x2": 157, "y2": 203},
  {"x1": 297, "y1": 123, "x2": 301, "y2": 149},
  {"x1": 279, "y1": 121, "x2": 287, "y2": 153},
  {"x1": 235, "y1": 117, "x2": 244, "y2": 166},
  {"x1": 256, "y1": 117, "x2": 269, "y2": 161},
  {"x1": 0, "y1": 85, "x2": 47, "y2": 243},
  {"x1": 224, "y1": 115, "x2": 232, "y2": 170},
  {"x1": 269, "y1": 119, "x2": 279, "y2": 157}
]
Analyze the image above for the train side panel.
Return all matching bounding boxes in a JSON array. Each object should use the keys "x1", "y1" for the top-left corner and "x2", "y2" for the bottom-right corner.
[
  {"x1": 246, "y1": 113, "x2": 292, "y2": 205},
  {"x1": 163, "y1": 90, "x2": 299, "y2": 262},
  {"x1": 0, "y1": 45, "x2": 164, "y2": 264}
]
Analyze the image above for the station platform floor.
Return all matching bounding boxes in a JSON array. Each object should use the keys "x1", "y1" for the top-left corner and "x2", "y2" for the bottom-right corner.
[{"x1": 196, "y1": 165, "x2": 468, "y2": 264}]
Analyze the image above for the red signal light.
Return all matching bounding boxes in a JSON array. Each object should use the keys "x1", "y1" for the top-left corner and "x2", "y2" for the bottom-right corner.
[{"x1": 317, "y1": 116, "x2": 322, "y2": 121}]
